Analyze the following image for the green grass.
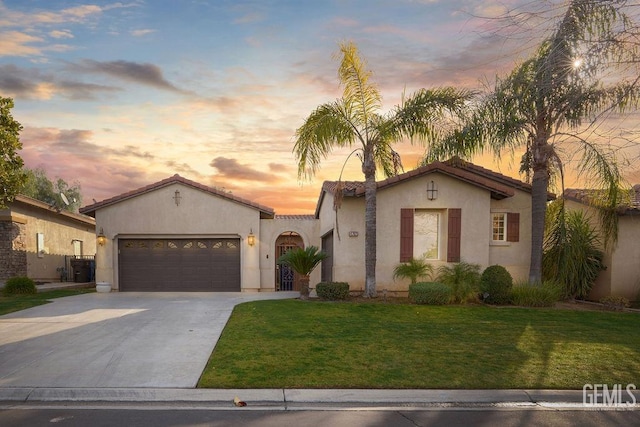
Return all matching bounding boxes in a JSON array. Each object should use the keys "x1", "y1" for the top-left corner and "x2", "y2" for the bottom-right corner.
[
  {"x1": 0, "y1": 288, "x2": 95, "y2": 316},
  {"x1": 199, "y1": 300, "x2": 640, "y2": 389}
]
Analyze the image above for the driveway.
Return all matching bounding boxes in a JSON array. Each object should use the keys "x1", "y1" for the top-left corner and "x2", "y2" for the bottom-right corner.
[{"x1": 0, "y1": 292, "x2": 298, "y2": 388}]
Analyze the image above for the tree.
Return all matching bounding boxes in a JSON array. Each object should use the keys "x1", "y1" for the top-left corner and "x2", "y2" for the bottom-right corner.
[
  {"x1": 426, "y1": 0, "x2": 640, "y2": 284},
  {"x1": 22, "y1": 167, "x2": 83, "y2": 212},
  {"x1": 294, "y1": 41, "x2": 473, "y2": 297},
  {"x1": 0, "y1": 96, "x2": 26, "y2": 208},
  {"x1": 277, "y1": 246, "x2": 327, "y2": 299}
]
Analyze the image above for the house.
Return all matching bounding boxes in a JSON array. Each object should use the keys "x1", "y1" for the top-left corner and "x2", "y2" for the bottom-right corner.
[
  {"x1": 80, "y1": 159, "x2": 547, "y2": 293},
  {"x1": 563, "y1": 186, "x2": 640, "y2": 302},
  {"x1": 0, "y1": 195, "x2": 96, "y2": 284}
]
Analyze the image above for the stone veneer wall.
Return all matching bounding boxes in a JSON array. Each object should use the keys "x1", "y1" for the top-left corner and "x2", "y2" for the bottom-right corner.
[{"x1": 0, "y1": 220, "x2": 27, "y2": 283}]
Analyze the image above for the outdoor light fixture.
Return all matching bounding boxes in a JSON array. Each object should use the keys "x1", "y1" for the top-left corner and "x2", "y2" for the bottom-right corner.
[
  {"x1": 427, "y1": 180, "x2": 438, "y2": 201},
  {"x1": 247, "y1": 229, "x2": 256, "y2": 246},
  {"x1": 97, "y1": 227, "x2": 107, "y2": 246},
  {"x1": 173, "y1": 189, "x2": 181, "y2": 206}
]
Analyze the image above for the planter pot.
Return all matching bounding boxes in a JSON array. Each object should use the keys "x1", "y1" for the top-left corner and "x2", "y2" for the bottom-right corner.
[{"x1": 96, "y1": 282, "x2": 111, "y2": 293}]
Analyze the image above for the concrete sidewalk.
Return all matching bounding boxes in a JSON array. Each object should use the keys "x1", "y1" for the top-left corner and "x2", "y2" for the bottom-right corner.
[{"x1": 0, "y1": 388, "x2": 638, "y2": 410}]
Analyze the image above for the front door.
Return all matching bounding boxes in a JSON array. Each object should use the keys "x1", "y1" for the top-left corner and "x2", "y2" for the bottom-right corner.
[{"x1": 277, "y1": 243, "x2": 299, "y2": 291}]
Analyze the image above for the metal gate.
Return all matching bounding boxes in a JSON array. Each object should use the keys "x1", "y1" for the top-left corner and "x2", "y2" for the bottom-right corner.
[{"x1": 276, "y1": 243, "x2": 299, "y2": 291}]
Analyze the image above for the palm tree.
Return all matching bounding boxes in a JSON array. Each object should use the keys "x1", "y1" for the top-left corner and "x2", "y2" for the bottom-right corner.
[
  {"x1": 426, "y1": 0, "x2": 640, "y2": 284},
  {"x1": 393, "y1": 258, "x2": 434, "y2": 285},
  {"x1": 277, "y1": 246, "x2": 327, "y2": 299},
  {"x1": 294, "y1": 41, "x2": 473, "y2": 297}
]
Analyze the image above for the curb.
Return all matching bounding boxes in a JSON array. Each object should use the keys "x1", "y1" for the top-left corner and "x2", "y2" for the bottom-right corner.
[{"x1": 1, "y1": 388, "x2": 638, "y2": 409}]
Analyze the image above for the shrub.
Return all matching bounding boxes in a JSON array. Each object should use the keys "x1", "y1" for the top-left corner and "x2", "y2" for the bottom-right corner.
[
  {"x1": 3, "y1": 276, "x2": 37, "y2": 296},
  {"x1": 480, "y1": 265, "x2": 513, "y2": 305},
  {"x1": 315, "y1": 282, "x2": 350, "y2": 300},
  {"x1": 409, "y1": 282, "x2": 451, "y2": 305},
  {"x1": 600, "y1": 295, "x2": 631, "y2": 311},
  {"x1": 542, "y1": 203, "x2": 605, "y2": 299},
  {"x1": 510, "y1": 281, "x2": 562, "y2": 307},
  {"x1": 393, "y1": 258, "x2": 433, "y2": 284},
  {"x1": 437, "y1": 261, "x2": 481, "y2": 304}
]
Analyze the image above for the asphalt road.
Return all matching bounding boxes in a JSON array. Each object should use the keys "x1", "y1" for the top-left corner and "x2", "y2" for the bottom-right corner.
[{"x1": 0, "y1": 407, "x2": 639, "y2": 427}]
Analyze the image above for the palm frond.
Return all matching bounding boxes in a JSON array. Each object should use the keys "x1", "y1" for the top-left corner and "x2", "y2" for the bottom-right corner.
[
  {"x1": 293, "y1": 100, "x2": 358, "y2": 179},
  {"x1": 336, "y1": 41, "x2": 382, "y2": 132}
]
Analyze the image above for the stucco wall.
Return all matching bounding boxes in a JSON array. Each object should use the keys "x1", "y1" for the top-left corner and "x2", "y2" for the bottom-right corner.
[
  {"x1": 259, "y1": 217, "x2": 320, "y2": 291},
  {"x1": 1, "y1": 200, "x2": 95, "y2": 282},
  {"x1": 316, "y1": 173, "x2": 530, "y2": 293},
  {"x1": 608, "y1": 215, "x2": 640, "y2": 301},
  {"x1": 94, "y1": 183, "x2": 262, "y2": 291},
  {"x1": 488, "y1": 189, "x2": 532, "y2": 282},
  {"x1": 377, "y1": 173, "x2": 492, "y2": 291},
  {"x1": 564, "y1": 200, "x2": 639, "y2": 302}
]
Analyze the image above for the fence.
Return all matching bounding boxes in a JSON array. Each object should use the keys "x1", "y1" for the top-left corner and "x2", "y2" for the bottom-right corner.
[{"x1": 61, "y1": 255, "x2": 96, "y2": 282}]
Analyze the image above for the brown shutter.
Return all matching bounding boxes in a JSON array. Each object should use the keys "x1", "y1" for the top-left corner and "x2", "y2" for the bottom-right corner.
[
  {"x1": 447, "y1": 208, "x2": 461, "y2": 263},
  {"x1": 507, "y1": 212, "x2": 520, "y2": 242},
  {"x1": 400, "y1": 208, "x2": 414, "y2": 262}
]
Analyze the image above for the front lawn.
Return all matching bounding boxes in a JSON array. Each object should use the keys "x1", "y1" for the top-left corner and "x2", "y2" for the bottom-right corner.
[
  {"x1": 199, "y1": 300, "x2": 640, "y2": 389},
  {"x1": 0, "y1": 288, "x2": 95, "y2": 316}
]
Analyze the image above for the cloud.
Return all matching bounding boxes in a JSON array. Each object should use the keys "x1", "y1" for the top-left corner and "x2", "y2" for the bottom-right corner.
[
  {"x1": 165, "y1": 161, "x2": 204, "y2": 178},
  {"x1": 49, "y1": 29, "x2": 74, "y2": 39},
  {"x1": 131, "y1": 29, "x2": 156, "y2": 37},
  {"x1": 0, "y1": 31, "x2": 44, "y2": 57},
  {"x1": 233, "y1": 12, "x2": 266, "y2": 24},
  {"x1": 0, "y1": 2, "x2": 137, "y2": 28},
  {"x1": 209, "y1": 156, "x2": 279, "y2": 183},
  {"x1": 0, "y1": 64, "x2": 121, "y2": 100},
  {"x1": 71, "y1": 59, "x2": 186, "y2": 93}
]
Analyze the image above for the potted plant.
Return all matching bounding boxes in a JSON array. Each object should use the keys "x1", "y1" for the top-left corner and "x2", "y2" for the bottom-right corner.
[{"x1": 277, "y1": 246, "x2": 327, "y2": 299}]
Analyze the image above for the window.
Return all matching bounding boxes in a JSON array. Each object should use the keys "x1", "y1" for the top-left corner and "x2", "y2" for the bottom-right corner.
[
  {"x1": 414, "y1": 210, "x2": 439, "y2": 260},
  {"x1": 401, "y1": 208, "x2": 459, "y2": 262},
  {"x1": 492, "y1": 213, "x2": 506, "y2": 241},
  {"x1": 492, "y1": 212, "x2": 520, "y2": 243}
]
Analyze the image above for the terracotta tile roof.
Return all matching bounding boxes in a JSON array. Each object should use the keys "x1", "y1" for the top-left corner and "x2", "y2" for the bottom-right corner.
[
  {"x1": 80, "y1": 174, "x2": 275, "y2": 218},
  {"x1": 275, "y1": 214, "x2": 316, "y2": 220},
  {"x1": 314, "y1": 158, "x2": 551, "y2": 218},
  {"x1": 563, "y1": 185, "x2": 640, "y2": 215},
  {"x1": 327, "y1": 159, "x2": 550, "y2": 197}
]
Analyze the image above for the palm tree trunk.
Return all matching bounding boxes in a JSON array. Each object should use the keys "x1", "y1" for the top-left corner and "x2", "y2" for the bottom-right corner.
[
  {"x1": 529, "y1": 163, "x2": 550, "y2": 285},
  {"x1": 362, "y1": 145, "x2": 377, "y2": 297}
]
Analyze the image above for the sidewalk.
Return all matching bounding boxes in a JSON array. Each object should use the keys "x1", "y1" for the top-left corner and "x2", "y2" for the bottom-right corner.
[{"x1": 1, "y1": 388, "x2": 638, "y2": 409}]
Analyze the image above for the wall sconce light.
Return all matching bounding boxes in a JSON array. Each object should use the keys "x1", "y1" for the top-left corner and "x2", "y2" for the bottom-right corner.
[
  {"x1": 247, "y1": 229, "x2": 256, "y2": 246},
  {"x1": 97, "y1": 227, "x2": 107, "y2": 246},
  {"x1": 173, "y1": 189, "x2": 181, "y2": 206},
  {"x1": 427, "y1": 180, "x2": 438, "y2": 200}
]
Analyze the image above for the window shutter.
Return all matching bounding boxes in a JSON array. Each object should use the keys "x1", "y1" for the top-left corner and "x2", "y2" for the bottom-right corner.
[
  {"x1": 507, "y1": 212, "x2": 520, "y2": 242},
  {"x1": 400, "y1": 209, "x2": 414, "y2": 262},
  {"x1": 447, "y1": 208, "x2": 461, "y2": 262}
]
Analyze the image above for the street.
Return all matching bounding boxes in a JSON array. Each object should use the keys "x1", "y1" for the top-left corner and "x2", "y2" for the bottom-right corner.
[{"x1": 1, "y1": 406, "x2": 638, "y2": 427}]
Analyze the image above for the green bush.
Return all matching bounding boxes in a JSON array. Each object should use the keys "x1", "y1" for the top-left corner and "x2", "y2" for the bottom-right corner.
[
  {"x1": 316, "y1": 282, "x2": 350, "y2": 300},
  {"x1": 437, "y1": 261, "x2": 481, "y2": 304},
  {"x1": 480, "y1": 265, "x2": 513, "y2": 305},
  {"x1": 510, "y1": 281, "x2": 562, "y2": 307},
  {"x1": 3, "y1": 276, "x2": 37, "y2": 296},
  {"x1": 409, "y1": 282, "x2": 451, "y2": 305}
]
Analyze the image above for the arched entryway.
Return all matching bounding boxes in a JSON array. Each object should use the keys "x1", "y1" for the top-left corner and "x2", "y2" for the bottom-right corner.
[{"x1": 275, "y1": 231, "x2": 304, "y2": 291}]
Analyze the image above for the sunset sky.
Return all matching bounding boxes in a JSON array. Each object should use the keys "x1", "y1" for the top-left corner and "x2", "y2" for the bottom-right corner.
[{"x1": 2, "y1": 0, "x2": 638, "y2": 214}]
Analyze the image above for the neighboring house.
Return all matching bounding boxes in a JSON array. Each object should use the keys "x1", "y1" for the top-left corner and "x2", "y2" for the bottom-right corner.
[
  {"x1": 80, "y1": 159, "x2": 548, "y2": 293},
  {"x1": 0, "y1": 195, "x2": 96, "y2": 284},
  {"x1": 564, "y1": 186, "x2": 640, "y2": 302}
]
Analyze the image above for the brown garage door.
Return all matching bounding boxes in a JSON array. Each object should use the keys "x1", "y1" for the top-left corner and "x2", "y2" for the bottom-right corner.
[{"x1": 118, "y1": 238, "x2": 240, "y2": 291}]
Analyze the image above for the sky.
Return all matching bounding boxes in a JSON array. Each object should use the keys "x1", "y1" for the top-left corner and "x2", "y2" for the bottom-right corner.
[{"x1": 1, "y1": 0, "x2": 638, "y2": 214}]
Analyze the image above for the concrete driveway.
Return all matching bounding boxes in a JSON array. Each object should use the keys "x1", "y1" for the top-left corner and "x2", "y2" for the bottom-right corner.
[{"x1": 0, "y1": 292, "x2": 298, "y2": 388}]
